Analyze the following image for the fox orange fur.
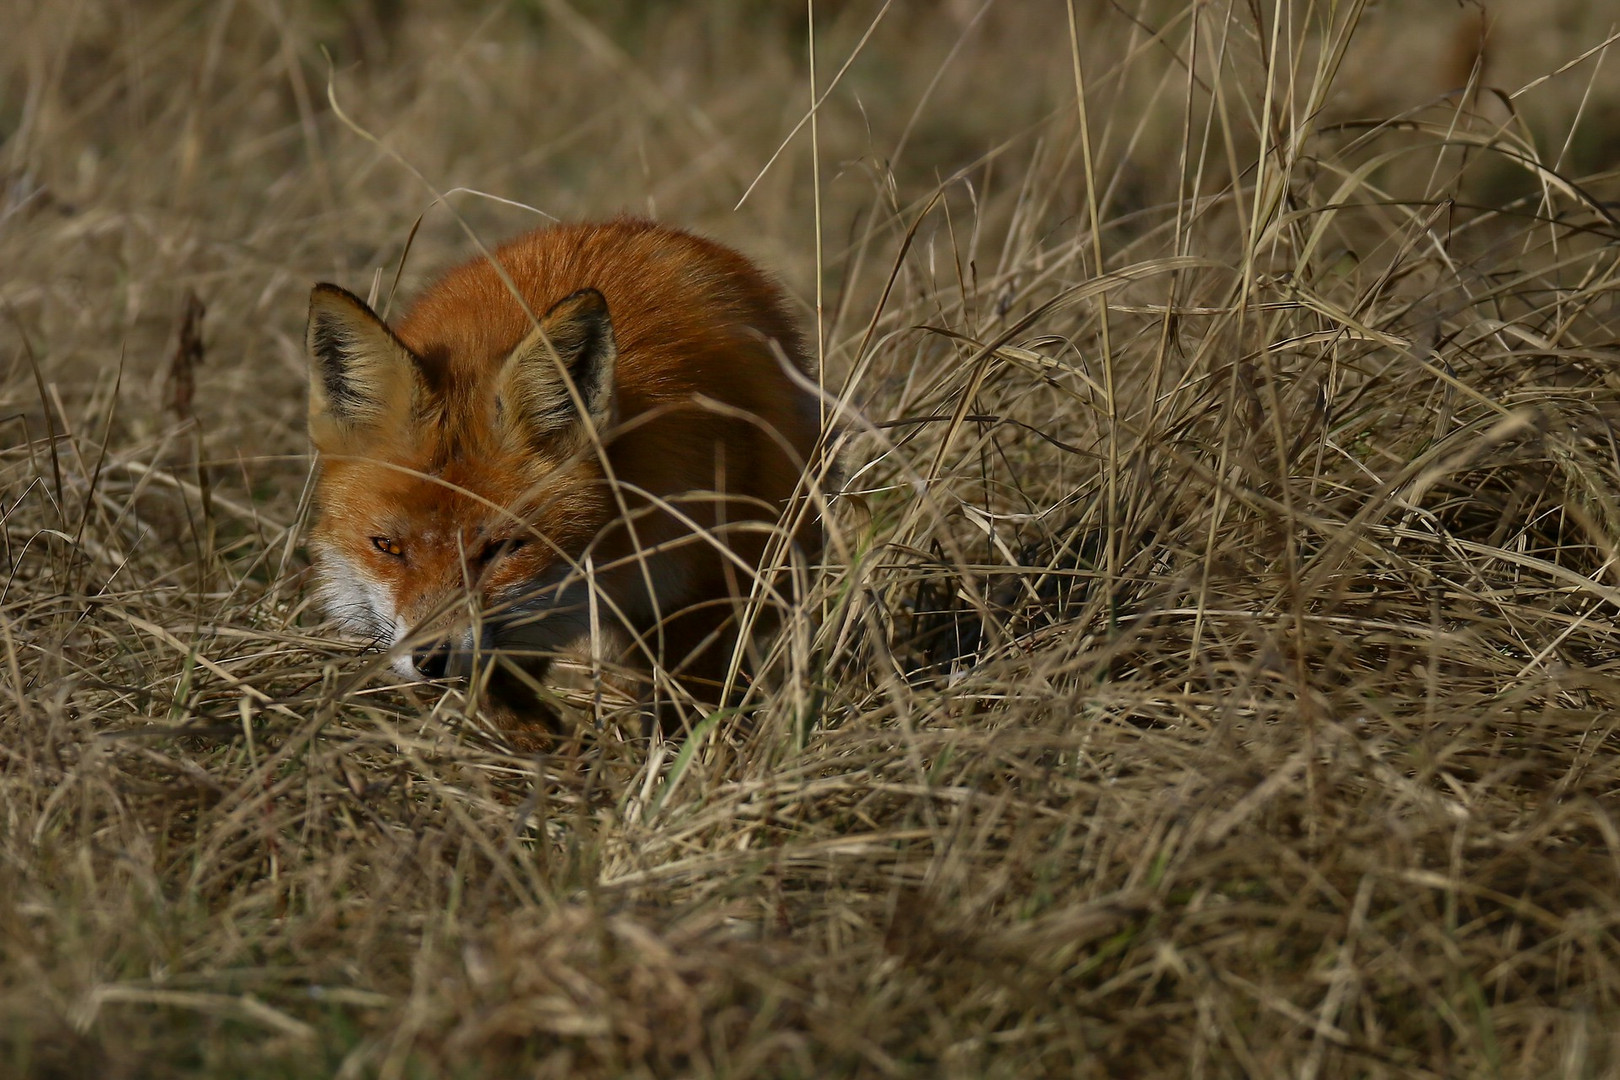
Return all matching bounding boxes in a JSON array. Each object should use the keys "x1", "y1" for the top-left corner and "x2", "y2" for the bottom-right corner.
[{"x1": 304, "y1": 219, "x2": 821, "y2": 727}]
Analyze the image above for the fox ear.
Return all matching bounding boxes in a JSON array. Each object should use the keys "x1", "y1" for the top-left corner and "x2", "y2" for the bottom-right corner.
[
  {"x1": 498, "y1": 287, "x2": 617, "y2": 443},
  {"x1": 306, "y1": 284, "x2": 421, "y2": 453}
]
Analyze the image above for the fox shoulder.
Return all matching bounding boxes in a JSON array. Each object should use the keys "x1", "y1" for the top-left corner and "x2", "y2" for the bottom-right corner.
[{"x1": 391, "y1": 219, "x2": 810, "y2": 391}]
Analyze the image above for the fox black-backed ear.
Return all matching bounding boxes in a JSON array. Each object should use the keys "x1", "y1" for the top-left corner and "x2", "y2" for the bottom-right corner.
[
  {"x1": 498, "y1": 287, "x2": 618, "y2": 442},
  {"x1": 306, "y1": 284, "x2": 421, "y2": 453}
]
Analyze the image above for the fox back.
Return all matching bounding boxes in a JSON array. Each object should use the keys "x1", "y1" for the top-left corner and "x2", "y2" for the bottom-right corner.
[{"x1": 305, "y1": 219, "x2": 822, "y2": 724}]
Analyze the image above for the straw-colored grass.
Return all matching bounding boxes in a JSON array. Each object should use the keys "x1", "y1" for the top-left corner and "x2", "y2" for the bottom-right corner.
[{"x1": 5, "y1": 1, "x2": 1620, "y2": 1076}]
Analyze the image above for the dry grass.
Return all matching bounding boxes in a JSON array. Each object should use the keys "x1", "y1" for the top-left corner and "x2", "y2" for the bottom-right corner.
[{"x1": 5, "y1": 1, "x2": 1620, "y2": 1076}]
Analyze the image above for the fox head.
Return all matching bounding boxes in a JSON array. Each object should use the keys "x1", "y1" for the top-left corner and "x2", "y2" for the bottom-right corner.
[{"x1": 304, "y1": 283, "x2": 619, "y2": 682}]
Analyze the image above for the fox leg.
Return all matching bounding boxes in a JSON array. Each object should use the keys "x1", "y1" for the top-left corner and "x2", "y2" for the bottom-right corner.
[{"x1": 634, "y1": 602, "x2": 747, "y2": 736}]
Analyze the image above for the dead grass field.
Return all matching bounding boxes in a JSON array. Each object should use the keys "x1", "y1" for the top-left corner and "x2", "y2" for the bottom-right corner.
[{"x1": 5, "y1": 1, "x2": 1620, "y2": 1076}]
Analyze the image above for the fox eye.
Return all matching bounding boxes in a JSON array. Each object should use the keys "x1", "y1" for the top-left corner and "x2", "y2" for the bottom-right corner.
[
  {"x1": 476, "y1": 536, "x2": 529, "y2": 566},
  {"x1": 370, "y1": 536, "x2": 403, "y2": 558}
]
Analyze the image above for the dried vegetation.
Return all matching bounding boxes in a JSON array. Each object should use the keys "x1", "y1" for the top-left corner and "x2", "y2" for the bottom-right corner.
[{"x1": 4, "y1": 1, "x2": 1620, "y2": 1076}]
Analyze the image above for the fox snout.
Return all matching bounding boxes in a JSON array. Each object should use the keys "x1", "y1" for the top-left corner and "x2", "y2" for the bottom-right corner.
[
  {"x1": 400, "y1": 616, "x2": 574, "y2": 725},
  {"x1": 400, "y1": 623, "x2": 492, "y2": 682},
  {"x1": 410, "y1": 638, "x2": 455, "y2": 680}
]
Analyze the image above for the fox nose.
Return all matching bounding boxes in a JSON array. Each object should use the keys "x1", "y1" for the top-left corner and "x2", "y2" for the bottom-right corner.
[{"x1": 413, "y1": 641, "x2": 452, "y2": 680}]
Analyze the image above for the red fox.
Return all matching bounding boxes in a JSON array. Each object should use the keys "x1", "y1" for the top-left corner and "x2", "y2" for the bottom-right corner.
[{"x1": 305, "y1": 218, "x2": 822, "y2": 728}]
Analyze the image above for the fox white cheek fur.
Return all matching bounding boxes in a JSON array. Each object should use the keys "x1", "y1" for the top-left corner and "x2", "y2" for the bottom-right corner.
[
  {"x1": 388, "y1": 617, "x2": 415, "y2": 678},
  {"x1": 311, "y1": 547, "x2": 402, "y2": 647}
]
